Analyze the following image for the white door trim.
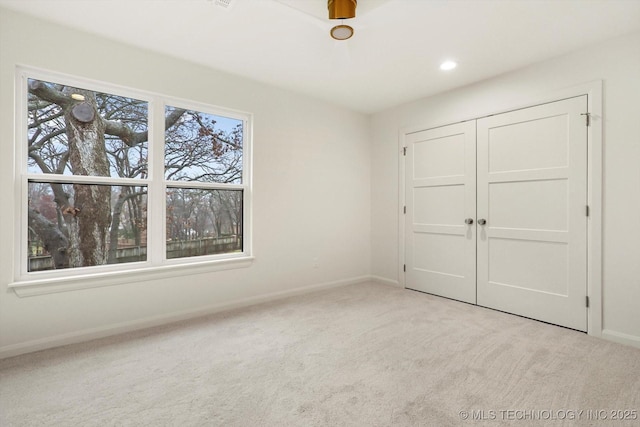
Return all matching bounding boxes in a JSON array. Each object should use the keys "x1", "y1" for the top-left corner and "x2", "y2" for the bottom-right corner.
[{"x1": 398, "y1": 80, "x2": 602, "y2": 337}]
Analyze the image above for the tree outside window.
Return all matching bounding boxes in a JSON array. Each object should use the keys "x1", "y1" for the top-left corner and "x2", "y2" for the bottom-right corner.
[{"x1": 25, "y1": 75, "x2": 248, "y2": 274}]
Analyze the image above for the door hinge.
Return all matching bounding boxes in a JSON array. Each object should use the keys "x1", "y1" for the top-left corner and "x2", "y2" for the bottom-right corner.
[
  {"x1": 403, "y1": 264, "x2": 406, "y2": 272},
  {"x1": 586, "y1": 296, "x2": 590, "y2": 308},
  {"x1": 581, "y1": 112, "x2": 591, "y2": 127},
  {"x1": 403, "y1": 205, "x2": 406, "y2": 214},
  {"x1": 403, "y1": 146, "x2": 407, "y2": 156},
  {"x1": 586, "y1": 205, "x2": 590, "y2": 217}
]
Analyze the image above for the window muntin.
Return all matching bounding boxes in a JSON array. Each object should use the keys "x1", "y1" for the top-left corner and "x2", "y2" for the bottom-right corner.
[{"x1": 20, "y1": 69, "x2": 251, "y2": 280}]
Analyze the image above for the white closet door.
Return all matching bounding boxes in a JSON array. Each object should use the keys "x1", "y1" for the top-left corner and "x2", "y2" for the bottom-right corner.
[
  {"x1": 405, "y1": 121, "x2": 477, "y2": 304},
  {"x1": 476, "y1": 96, "x2": 588, "y2": 331}
]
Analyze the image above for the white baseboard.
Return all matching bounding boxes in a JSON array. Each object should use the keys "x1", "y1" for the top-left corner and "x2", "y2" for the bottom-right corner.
[
  {"x1": 601, "y1": 329, "x2": 640, "y2": 350},
  {"x1": 370, "y1": 275, "x2": 401, "y2": 288},
  {"x1": 4, "y1": 276, "x2": 635, "y2": 358},
  {"x1": 0, "y1": 275, "x2": 371, "y2": 359}
]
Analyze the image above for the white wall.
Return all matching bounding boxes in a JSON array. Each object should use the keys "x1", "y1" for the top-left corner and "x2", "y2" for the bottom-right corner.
[
  {"x1": 371, "y1": 31, "x2": 640, "y2": 347},
  {"x1": 0, "y1": 8, "x2": 372, "y2": 357}
]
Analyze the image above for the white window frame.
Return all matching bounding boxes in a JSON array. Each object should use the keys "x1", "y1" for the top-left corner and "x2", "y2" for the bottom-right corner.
[{"x1": 10, "y1": 66, "x2": 253, "y2": 297}]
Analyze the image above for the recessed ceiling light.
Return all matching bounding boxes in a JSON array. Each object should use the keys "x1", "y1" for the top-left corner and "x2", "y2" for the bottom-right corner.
[
  {"x1": 330, "y1": 25, "x2": 354, "y2": 41},
  {"x1": 440, "y1": 60, "x2": 458, "y2": 71}
]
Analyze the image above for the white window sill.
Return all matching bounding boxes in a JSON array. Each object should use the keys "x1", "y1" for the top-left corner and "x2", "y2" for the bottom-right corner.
[{"x1": 9, "y1": 256, "x2": 255, "y2": 297}]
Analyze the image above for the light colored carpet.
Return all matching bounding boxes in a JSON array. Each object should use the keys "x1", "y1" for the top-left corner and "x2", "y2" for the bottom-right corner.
[{"x1": 1, "y1": 282, "x2": 639, "y2": 426}]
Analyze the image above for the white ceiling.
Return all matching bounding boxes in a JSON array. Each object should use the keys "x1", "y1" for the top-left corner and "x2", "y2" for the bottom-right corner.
[{"x1": 2, "y1": 0, "x2": 640, "y2": 113}]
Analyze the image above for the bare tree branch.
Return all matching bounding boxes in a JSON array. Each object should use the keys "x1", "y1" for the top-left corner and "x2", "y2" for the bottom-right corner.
[
  {"x1": 28, "y1": 207, "x2": 69, "y2": 269},
  {"x1": 28, "y1": 80, "x2": 72, "y2": 108},
  {"x1": 29, "y1": 110, "x2": 65, "y2": 129},
  {"x1": 103, "y1": 107, "x2": 186, "y2": 146},
  {"x1": 28, "y1": 128, "x2": 65, "y2": 150}
]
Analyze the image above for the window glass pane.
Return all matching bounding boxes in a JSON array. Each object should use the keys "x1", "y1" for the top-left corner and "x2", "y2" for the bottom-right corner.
[
  {"x1": 28, "y1": 182, "x2": 147, "y2": 271},
  {"x1": 166, "y1": 188, "x2": 242, "y2": 259},
  {"x1": 164, "y1": 106, "x2": 243, "y2": 184},
  {"x1": 27, "y1": 78, "x2": 148, "y2": 179}
]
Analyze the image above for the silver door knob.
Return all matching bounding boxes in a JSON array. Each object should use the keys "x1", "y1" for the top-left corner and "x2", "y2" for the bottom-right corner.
[
  {"x1": 464, "y1": 218, "x2": 474, "y2": 225},
  {"x1": 478, "y1": 219, "x2": 487, "y2": 225}
]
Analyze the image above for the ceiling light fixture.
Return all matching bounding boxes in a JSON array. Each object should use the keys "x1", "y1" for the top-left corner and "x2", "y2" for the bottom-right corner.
[
  {"x1": 328, "y1": 0, "x2": 356, "y2": 41},
  {"x1": 440, "y1": 60, "x2": 458, "y2": 71},
  {"x1": 328, "y1": 0, "x2": 356, "y2": 19},
  {"x1": 330, "y1": 24, "x2": 354, "y2": 40}
]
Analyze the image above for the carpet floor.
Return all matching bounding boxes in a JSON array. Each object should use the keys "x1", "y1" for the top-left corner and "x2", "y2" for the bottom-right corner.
[{"x1": 1, "y1": 282, "x2": 639, "y2": 426}]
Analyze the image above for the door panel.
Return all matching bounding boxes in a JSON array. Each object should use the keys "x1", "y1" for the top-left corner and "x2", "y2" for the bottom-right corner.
[
  {"x1": 413, "y1": 132, "x2": 466, "y2": 178},
  {"x1": 405, "y1": 122, "x2": 476, "y2": 304},
  {"x1": 414, "y1": 185, "x2": 464, "y2": 224},
  {"x1": 489, "y1": 179, "x2": 568, "y2": 230},
  {"x1": 476, "y1": 96, "x2": 587, "y2": 331},
  {"x1": 488, "y1": 239, "x2": 568, "y2": 295},
  {"x1": 487, "y1": 114, "x2": 568, "y2": 172},
  {"x1": 413, "y1": 233, "x2": 466, "y2": 276}
]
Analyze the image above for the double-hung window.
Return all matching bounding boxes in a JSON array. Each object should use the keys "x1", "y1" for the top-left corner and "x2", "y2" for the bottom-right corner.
[{"x1": 15, "y1": 67, "x2": 252, "y2": 290}]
